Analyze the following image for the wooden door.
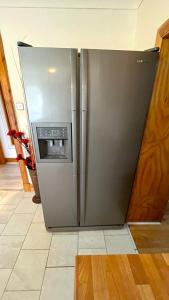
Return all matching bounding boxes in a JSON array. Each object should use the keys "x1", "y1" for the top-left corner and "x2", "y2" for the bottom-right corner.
[
  {"x1": 0, "y1": 140, "x2": 6, "y2": 164},
  {"x1": 128, "y1": 37, "x2": 169, "y2": 221}
]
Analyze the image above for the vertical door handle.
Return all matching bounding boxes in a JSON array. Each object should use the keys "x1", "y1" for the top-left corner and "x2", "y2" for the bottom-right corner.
[
  {"x1": 70, "y1": 49, "x2": 78, "y2": 221},
  {"x1": 80, "y1": 49, "x2": 88, "y2": 224}
]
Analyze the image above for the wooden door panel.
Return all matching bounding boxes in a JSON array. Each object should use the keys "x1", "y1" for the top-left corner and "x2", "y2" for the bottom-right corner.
[{"x1": 128, "y1": 38, "x2": 169, "y2": 221}]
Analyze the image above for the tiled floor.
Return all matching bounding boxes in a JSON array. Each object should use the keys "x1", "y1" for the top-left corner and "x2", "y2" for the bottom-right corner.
[{"x1": 0, "y1": 190, "x2": 137, "y2": 299}]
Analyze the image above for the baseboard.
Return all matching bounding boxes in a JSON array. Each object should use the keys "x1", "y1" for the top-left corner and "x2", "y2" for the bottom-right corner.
[
  {"x1": 128, "y1": 222, "x2": 161, "y2": 225},
  {"x1": 5, "y1": 158, "x2": 16, "y2": 162}
]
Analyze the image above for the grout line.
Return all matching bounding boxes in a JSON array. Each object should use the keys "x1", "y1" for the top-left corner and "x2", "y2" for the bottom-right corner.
[
  {"x1": 52, "y1": 233, "x2": 78, "y2": 236},
  {"x1": 104, "y1": 233, "x2": 130, "y2": 236},
  {"x1": 138, "y1": 0, "x2": 144, "y2": 9},
  {"x1": 1, "y1": 225, "x2": 32, "y2": 297},
  {"x1": 1, "y1": 268, "x2": 17, "y2": 298},
  {"x1": 79, "y1": 247, "x2": 108, "y2": 250},
  {"x1": 77, "y1": 230, "x2": 79, "y2": 255},
  {"x1": 1, "y1": 197, "x2": 39, "y2": 298},
  {"x1": 0, "y1": 200, "x2": 38, "y2": 236},
  {"x1": 38, "y1": 232, "x2": 53, "y2": 300},
  {"x1": 45, "y1": 265, "x2": 75, "y2": 269},
  {"x1": 74, "y1": 231, "x2": 79, "y2": 255},
  {"x1": 0, "y1": 189, "x2": 23, "y2": 191},
  {"x1": 17, "y1": 248, "x2": 51, "y2": 251},
  {"x1": 0, "y1": 235, "x2": 29, "y2": 237},
  {"x1": 78, "y1": 248, "x2": 106, "y2": 250},
  {"x1": 3, "y1": 289, "x2": 41, "y2": 292},
  {"x1": 102, "y1": 230, "x2": 108, "y2": 254}
]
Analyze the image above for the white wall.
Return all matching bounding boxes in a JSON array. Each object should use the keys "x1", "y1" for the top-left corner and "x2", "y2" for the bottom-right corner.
[
  {"x1": 0, "y1": 93, "x2": 16, "y2": 158},
  {"x1": 0, "y1": 6, "x2": 137, "y2": 133},
  {"x1": 135, "y1": 0, "x2": 169, "y2": 50}
]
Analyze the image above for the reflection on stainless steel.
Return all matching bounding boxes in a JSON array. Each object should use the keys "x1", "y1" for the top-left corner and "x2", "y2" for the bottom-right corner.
[{"x1": 48, "y1": 67, "x2": 57, "y2": 73}]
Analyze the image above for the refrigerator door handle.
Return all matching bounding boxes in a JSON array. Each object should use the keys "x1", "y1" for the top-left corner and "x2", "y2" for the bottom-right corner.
[
  {"x1": 80, "y1": 49, "x2": 88, "y2": 225},
  {"x1": 70, "y1": 49, "x2": 78, "y2": 222}
]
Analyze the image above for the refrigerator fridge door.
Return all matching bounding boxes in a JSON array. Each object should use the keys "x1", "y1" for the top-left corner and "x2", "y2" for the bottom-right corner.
[
  {"x1": 19, "y1": 47, "x2": 78, "y2": 228},
  {"x1": 80, "y1": 49, "x2": 158, "y2": 226}
]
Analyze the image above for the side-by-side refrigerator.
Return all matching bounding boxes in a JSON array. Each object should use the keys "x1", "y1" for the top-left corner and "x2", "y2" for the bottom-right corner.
[{"x1": 18, "y1": 46, "x2": 158, "y2": 229}]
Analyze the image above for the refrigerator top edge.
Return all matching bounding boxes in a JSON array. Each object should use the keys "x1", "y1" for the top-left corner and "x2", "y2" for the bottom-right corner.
[
  {"x1": 80, "y1": 48, "x2": 159, "y2": 55},
  {"x1": 18, "y1": 45, "x2": 159, "y2": 56},
  {"x1": 18, "y1": 46, "x2": 78, "y2": 51}
]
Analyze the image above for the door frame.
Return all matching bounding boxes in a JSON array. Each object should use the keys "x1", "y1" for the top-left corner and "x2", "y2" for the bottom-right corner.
[
  {"x1": 0, "y1": 140, "x2": 6, "y2": 164},
  {"x1": 0, "y1": 34, "x2": 31, "y2": 191},
  {"x1": 128, "y1": 19, "x2": 169, "y2": 221},
  {"x1": 155, "y1": 18, "x2": 169, "y2": 48}
]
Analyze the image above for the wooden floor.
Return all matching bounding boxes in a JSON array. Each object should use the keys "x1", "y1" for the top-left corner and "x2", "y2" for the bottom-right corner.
[
  {"x1": 0, "y1": 163, "x2": 22, "y2": 190},
  {"x1": 130, "y1": 202, "x2": 169, "y2": 253},
  {"x1": 75, "y1": 254, "x2": 169, "y2": 300}
]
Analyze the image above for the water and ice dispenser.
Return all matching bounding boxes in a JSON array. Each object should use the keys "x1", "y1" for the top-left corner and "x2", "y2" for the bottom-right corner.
[{"x1": 32, "y1": 123, "x2": 72, "y2": 163}]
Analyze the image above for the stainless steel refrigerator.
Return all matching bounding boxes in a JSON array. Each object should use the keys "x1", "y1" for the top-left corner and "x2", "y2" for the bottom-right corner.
[{"x1": 18, "y1": 47, "x2": 158, "y2": 230}]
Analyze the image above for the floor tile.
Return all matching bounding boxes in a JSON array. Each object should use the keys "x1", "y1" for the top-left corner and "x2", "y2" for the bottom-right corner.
[
  {"x1": 0, "y1": 211, "x2": 13, "y2": 224},
  {"x1": 23, "y1": 192, "x2": 35, "y2": 198},
  {"x1": 104, "y1": 225, "x2": 129, "y2": 236},
  {"x1": 78, "y1": 248, "x2": 107, "y2": 255},
  {"x1": 2, "y1": 214, "x2": 33, "y2": 236},
  {"x1": 22, "y1": 223, "x2": 52, "y2": 250},
  {"x1": 0, "y1": 247, "x2": 20, "y2": 268},
  {"x1": 0, "y1": 236, "x2": 23, "y2": 267},
  {"x1": 79, "y1": 230, "x2": 105, "y2": 249},
  {"x1": 32, "y1": 205, "x2": 44, "y2": 223},
  {"x1": 0, "y1": 205, "x2": 15, "y2": 212},
  {"x1": 0, "y1": 269, "x2": 12, "y2": 298},
  {"x1": 105, "y1": 235, "x2": 137, "y2": 254},
  {"x1": 0, "y1": 192, "x2": 23, "y2": 207},
  {"x1": 15, "y1": 199, "x2": 37, "y2": 214},
  {"x1": 40, "y1": 267, "x2": 74, "y2": 300},
  {"x1": 0, "y1": 236, "x2": 24, "y2": 248},
  {"x1": 0, "y1": 191, "x2": 8, "y2": 201},
  {"x1": 0, "y1": 224, "x2": 6, "y2": 234},
  {"x1": 0, "y1": 235, "x2": 21, "y2": 268},
  {"x1": 7, "y1": 250, "x2": 48, "y2": 291},
  {"x1": 47, "y1": 235, "x2": 77, "y2": 267},
  {"x1": 2, "y1": 291, "x2": 40, "y2": 300},
  {"x1": 53, "y1": 231, "x2": 78, "y2": 235}
]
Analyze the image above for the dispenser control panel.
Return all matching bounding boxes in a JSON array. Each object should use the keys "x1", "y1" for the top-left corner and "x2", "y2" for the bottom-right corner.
[
  {"x1": 32, "y1": 122, "x2": 72, "y2": 163},
  {"x1": 37, "y1": 127, "x2": 68, "y2": 139}
]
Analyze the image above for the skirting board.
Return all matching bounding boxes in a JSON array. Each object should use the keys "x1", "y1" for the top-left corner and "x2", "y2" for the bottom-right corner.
[
  {"x1": 5, "y1": 158, "x2": 16, "y2": 162},
  {"x1": 127, "y1": 222, "x2": 161, "y2": 225}
]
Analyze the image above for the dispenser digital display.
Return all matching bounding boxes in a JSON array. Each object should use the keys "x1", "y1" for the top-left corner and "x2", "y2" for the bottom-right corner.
[
  {"x1": 37, "y1": 127, "x2": 68, "y2": 140},
  {"x1": 32, "y1": 123, "x2": 72, "y2": 163}
]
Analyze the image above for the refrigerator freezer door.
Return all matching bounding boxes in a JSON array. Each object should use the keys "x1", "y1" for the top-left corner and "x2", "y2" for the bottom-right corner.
[
  {"x1": 19, "y1": 47, "x2": 78, "y2": 228},
  {"x1": 19, "y1": 47, "x2": 73, "y2": 123},
  {"x1": 80, "y1": 49, "x2": 158, "y2": 226}
]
